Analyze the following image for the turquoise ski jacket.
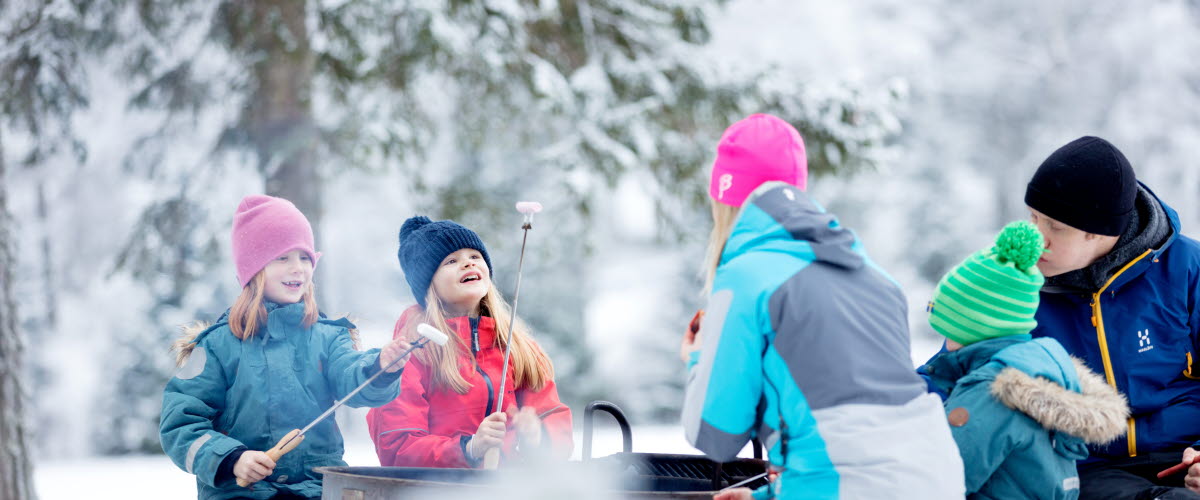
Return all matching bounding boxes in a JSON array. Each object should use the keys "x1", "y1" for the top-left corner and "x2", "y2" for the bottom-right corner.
[{"x1": 683, "y1": 182, "x2": 965, "y2": 499}]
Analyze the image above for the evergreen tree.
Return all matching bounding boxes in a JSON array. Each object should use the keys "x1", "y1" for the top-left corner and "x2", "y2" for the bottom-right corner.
[
  {"x1": 0, "y1": 0, "x2": 113, "y2": 489},
  {"x1": 5, "y1": 0, "x2": 900, "y2": 453}
]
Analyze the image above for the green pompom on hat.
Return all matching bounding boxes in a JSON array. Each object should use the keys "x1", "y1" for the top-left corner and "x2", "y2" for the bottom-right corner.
[{"x1": 928, "y1": 221, "x2": 1046, "y2": 346}]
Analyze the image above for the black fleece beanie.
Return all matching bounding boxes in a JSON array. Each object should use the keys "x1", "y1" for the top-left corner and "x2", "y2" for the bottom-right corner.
[{"x1": 1024, "y1": 136, "x2": 1137, "y2": 236}]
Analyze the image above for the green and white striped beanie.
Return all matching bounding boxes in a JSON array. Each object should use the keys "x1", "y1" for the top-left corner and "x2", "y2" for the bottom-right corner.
[{"x1": 928, "y1": 221, "x2": 1046, "y2": 346}]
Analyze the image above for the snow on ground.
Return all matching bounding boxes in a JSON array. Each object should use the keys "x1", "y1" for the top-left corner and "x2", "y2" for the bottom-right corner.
[{"x1": 34, "y1": 424, "x2": 743, "y2": 499}]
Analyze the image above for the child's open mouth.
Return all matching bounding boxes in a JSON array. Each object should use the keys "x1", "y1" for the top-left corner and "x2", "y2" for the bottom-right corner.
[
  {"x1": 283, "y1": 280, "x2": 304, "y2": 290},
  {"x1": 459, "y1": 272, "x2": 481, "y2": 284}
]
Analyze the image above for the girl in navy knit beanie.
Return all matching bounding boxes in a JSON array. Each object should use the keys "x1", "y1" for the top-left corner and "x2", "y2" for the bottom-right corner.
[{"x1": 366, "y1": 216, "x2": 574, "y2": 469}]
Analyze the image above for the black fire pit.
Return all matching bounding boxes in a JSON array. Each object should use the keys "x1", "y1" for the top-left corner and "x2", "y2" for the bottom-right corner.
[{"x1": 316, "y1": 401, "x2": 769, "y2": 499}]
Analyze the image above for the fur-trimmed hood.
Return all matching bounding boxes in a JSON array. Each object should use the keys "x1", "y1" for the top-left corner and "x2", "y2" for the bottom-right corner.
[
  {"x1": 173, "y1": 319, "x2": 219, "y2": 367},
  {"x1": 991, "y1": 357, "x2": 1129, "y2": 445},
  {"x1": 925, "y1": 335, "x2": 1129, "y2": 446}
]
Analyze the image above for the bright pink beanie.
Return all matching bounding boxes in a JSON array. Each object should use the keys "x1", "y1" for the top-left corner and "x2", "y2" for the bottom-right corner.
[
  {"x1": 231, "y1": 194, "x2": 321, "y2": 288},
  {"x1": 709, "y1": 113, "x2": 808, "y2": 207}
]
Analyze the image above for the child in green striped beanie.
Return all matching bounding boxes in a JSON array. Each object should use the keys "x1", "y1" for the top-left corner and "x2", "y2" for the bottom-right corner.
[
  {"x1": 922, "y1": 221, "x2": 1128, "y2": 499},
  {"x1": 928, "y1": 220, "x2": 1047, "y2": 349}
]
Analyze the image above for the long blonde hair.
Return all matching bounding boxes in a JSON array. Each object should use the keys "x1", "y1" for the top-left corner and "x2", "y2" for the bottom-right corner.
[
  {"x1": 703, "y1": 200, "x2": 741, "y2": 294},
  {"x1": 402, "y1": 283, "x2": 554, "y2": 395},
  {"x1": 228, "y1": 271, "x2": 319, "y2": 340}
]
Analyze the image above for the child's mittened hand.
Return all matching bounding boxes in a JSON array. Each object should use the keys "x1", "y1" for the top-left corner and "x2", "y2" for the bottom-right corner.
[
  {"x1": 467, "y1": 412, "x2": 507, "y2": 460},
  {"x1": 379, "y1": 338, "x2": 412, "y2": 373},
  {"x1": 713, "y1": 487, "x2": 753, "y2": 500},
  {"x1": 234, "y1": 451, "x2": 276, "y2": 484},
  {"x1": 508, "y1": 406, "x2": 542, "y2": 449}
]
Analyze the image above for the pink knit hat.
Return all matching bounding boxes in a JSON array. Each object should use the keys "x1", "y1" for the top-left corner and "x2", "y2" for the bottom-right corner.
[
  {"x1": 231, "y1": 194, "x2": 321, "y2": 287},
  {"x1": 709, "y1": 114, "x2": 808, "y2": 207}
]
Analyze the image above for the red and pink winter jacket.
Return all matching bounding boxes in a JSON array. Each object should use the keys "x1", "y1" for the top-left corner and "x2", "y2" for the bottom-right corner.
[{"x1": 366, "y1": 306, "x2": 573, "y2": 467}]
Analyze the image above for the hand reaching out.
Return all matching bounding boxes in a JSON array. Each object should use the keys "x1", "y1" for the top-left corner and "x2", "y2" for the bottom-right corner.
[
  {"x1": 378, "y1": 337, "x2": 412, "y2": 373},
  {"x1": 509, "y1": 406, "x2": 542, "y2": 449},
  {"x1": 680, "y1": 309, "x2": 705, "y2": 364}
]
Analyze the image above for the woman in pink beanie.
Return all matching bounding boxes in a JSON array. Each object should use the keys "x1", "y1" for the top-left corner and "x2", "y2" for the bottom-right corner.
[
  {"x1": 680, "y1": 114, "x2": 965, "y2": 500},
  {"x1": 160, "y1": 194, "x2": 413, "y2": 499}
]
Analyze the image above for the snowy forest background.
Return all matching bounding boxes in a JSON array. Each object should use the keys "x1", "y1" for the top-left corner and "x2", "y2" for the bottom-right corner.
[{"x1": 3, "y1": 0, "x2": 1200, "y2": 491}]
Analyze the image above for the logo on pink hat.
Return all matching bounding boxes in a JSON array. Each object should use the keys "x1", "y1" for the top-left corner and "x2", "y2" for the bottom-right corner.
[{"x1": 717, "y1": 174, "x2": 734, "y2": 200}]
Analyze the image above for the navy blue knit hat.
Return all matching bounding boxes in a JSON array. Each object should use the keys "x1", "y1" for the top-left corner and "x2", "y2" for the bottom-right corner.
[{"x1": 398, "y1": 216, "x2": 493, "y2": 308}]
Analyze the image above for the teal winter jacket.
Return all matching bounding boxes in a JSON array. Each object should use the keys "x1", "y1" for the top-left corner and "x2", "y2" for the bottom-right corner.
[
  {"x1": 924, "y1": 336, "x2": 1128, "y2": 499},
  {"x1": 160, "y1": 301, "x2": 401, "y2": 499}
]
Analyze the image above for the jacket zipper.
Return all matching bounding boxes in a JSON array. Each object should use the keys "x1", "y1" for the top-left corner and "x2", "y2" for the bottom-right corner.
[
  {"x1": 1091, "y1": 249, "x2": 1152, "y2": 457},
  {"x1": 471, "y1": 318, "x2": 495, "y2": 414}
]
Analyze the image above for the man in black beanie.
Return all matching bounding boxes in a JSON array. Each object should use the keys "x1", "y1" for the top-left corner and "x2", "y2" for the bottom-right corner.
[{"x1": 1025, "y1": 136, "x2": 1200, "y2": 499}]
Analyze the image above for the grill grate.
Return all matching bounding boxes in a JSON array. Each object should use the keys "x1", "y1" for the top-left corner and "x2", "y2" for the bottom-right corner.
[{"x1": 616, "y1": 453, "x2": 768, "y2": 488}]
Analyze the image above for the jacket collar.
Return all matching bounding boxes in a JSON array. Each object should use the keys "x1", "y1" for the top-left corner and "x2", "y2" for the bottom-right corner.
[
  {"x1": 927, "y1": 336, "x2": 1128, "y2": 448},
  {"x1": 924, "y1": 335, "x2": 1032, "y2": 392},
  {"x1": 1043, "y1": 182, "x2": 1179, "y2": 294},
  {"x1": 266, "y1": 301, "x2": 308, "y2": 339},
  {"x1": 445, "y1": 315, "x2": 498, "y2": 352}
]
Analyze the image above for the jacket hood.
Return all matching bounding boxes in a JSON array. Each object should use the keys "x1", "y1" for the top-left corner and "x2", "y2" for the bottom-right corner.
[
  {"x1": 722, "y1": 181, "x2": 865, "y2": 270},
  {"x1": 172, "y1": 304, "x2": 357, "y2": 367},
  {"x1": 924, "y1": 335, "x2": 1030, "y2": 394},
  {"x1": 925, "y1": 337, "x2": 1129, "y2": 447},
  {"x1": 990, "y1": 344, "x2": 1129, "y2": 445},
  {"x1": 173, "y1": 311, "x2": 230, "y2": 367}
]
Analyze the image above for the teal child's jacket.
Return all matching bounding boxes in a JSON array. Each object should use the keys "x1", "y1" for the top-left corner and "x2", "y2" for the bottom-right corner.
[
  {"x1": 160, "y1": 301, "x2": 401, "y2": 499},
  {"x1": 924, "y1": 336, "x2": 1129, "y2": 499}
]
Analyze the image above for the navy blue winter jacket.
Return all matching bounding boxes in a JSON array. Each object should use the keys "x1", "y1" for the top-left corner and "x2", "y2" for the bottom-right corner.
[{"x1": 1031, "y1": 187, "x2": 1200, "y2": 466}]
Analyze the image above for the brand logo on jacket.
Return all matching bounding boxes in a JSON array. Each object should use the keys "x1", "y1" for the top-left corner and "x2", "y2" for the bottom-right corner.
[{"x1": 1137, "y1": 329, "x2": 1154, "y2": 353}]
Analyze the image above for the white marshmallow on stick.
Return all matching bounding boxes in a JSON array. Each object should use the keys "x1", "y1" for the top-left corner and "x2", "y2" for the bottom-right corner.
[
  {"x1": 416, "y1": 323, "x2": 450, "y2": 346},
  {"x1": 515, "y1": 201, "x2": 542, "y2": 227},
  {"x1": 515, "y1": 201, "x2": 543, "y2": 214}
]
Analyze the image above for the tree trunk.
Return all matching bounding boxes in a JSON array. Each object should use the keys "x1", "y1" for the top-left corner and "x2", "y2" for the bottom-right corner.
[
  {"x1": 37, "y1": 183, "x2": 55, "y2": 329},
  {"x1": 240, "y1": 0, "x2": 325, "y2": 291},
  {"x1": 0, "y1": 132, "x2": 37, "y2": 500},
  {"x1": 245, "y1": 0, "x2": 321, "y2": 237}
]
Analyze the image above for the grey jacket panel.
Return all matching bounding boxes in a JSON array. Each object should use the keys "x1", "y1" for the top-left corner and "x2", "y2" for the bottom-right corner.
[{"x1": 770, "y1": 263, "x2": 926, "y2": 410}]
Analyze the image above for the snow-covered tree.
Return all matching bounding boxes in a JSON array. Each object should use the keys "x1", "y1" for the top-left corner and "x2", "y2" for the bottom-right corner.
[
  {"x1": 0, "y1": 138, "x2": 35, "y2": 500},
  {"x1": 79, "y1": 0, "x2": 902, "y2": 448},
  {"x1": 1, "y1": 0, "x2": 903, "y2": 455},
  {"x1": 0, "y1": 0, "x2": 114, "y2": 489}
]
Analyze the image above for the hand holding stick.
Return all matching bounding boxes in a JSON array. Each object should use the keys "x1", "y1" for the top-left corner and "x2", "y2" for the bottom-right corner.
[
  {"x1": 1158, "y1": 449, "x2": 1200, "y2": 479},
  {"x1": 236, "y1": 324, "x2": 448, "y2": 487},
  {"x1": 235, "y1": 429, "x2": 304, "y2": 487}
]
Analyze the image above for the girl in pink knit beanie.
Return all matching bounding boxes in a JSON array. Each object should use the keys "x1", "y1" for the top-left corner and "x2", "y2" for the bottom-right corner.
[
  {"x1": 160, "y1": 194, "x2": 413, "y2": 499},
  {"x1": 703, "y1": 113, "x2": 807, "y2": 289}
]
